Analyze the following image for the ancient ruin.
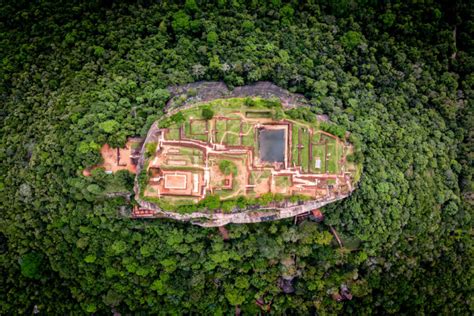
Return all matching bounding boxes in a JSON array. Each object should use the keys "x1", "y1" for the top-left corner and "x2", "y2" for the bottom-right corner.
[{"x1": 88, "y1": 82, "x2": 361, "y2": 226}]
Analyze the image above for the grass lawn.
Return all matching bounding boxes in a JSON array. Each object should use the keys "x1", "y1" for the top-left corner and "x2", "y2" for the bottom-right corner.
[
  {"x1": 249, "y1": 170, "x2": 271, "y2": 185},
  {"x1": 182, "y1": 107, "x2": 202, "y2": 120},
  {"x1": 210, "y1": 97, "x2": 278, "y2": 114},
  {"x1": 155, "y1": 196, "x2": 199, "y2": 211},
  {"x1": 192, "y1": 149, "x2": 204, "y2": 165},
  {"x1": 227, "y1": 119, "x2": 241, "y2": 133},
  {"x1": 215, "y1": 119, "x2": 227, "y2": 144},
  {"x1": 184, "y1": 121, "x2": 191, "y2": 137},
  {"x1": 159, "y1": 165, "x2": 203, "y2": 171},
  {"x1": 227, "y1": 134, "x2": 240, "y2": 145},
  {"x1": 311, "y1": 144, "x2": 326, "y2": 173},
  {"x1": 275, "y1": 175, "x2": 291, "y2": 188},
  {"x1": 207, "y1": 99, "x2": 242, "y2": 115},
  {"x1": 174, "y1": 147, "x2": 204, "y2": 166},
  {"x1": 190, "y1": 120, "x2": 208, "y2": 135},
  {"x1": 245, "y1": 110, "x2": 272, "y2": 118},
  {"x1": 191, "y1": 134, "x2": 208, "y2": 142},
  {"x1": 165, "y1": 128, "x2": 180, "y2": 140},
  {"x1": 241, "y1": 122, "x2": 255, "y2": 146},
  {"x1": 214, "y1": 179, "x2": 239, "y2": 200},
  {"x1": 225, "y1": 119, "x2": 241, "y2": 146},
  {"x1": 184, "y1": 120, "x2": 207, "y2": 141},
  {"x1": 326, "y1": 142, "x2": 338, "y2": 173},
  {"x1": 312, "y1": 131, "x2": 321, "y2": 143},
  {"x1": 178, "y1": 147, "x2": 194, "y2": 155},
  {"x1": 291, "y1": 124, "x2": 299, "y2": 166},
  {"x1": 300, "y1": 127, "x2": 310, "y2": 172}
]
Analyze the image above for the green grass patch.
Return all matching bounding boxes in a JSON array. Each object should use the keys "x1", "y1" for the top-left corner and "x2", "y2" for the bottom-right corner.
[
  {"x1": 183, "y1": 118, "x2": 207, "y2": 141},
  {"x1": 165, "y1": 128, "x2": 180, "y2": 140},
  {"x1": 275, "y1": 176, "x2": 291, "y2": 188},
  {"x1": 241, "y1": 122, "x2": 255, "y2": 146},
  {"x1": 168, "y1": 147, "x2": 204, "y2": 166},
  {"x1": 159, "y1": 165, "x2": 203, "y2": 171},
  {"x1": 227, "y1": 119, "x2": 241, "y2": 133},
  {"x1": 225, "y1": 119, "x2": 241, "y2": 145},
  {"x1": 145, "y1": 195, "x2": 199, "y2": 213},
  {"x1": 245, "y1": 110, "x2": 272, "y2": 118},
  {"x1": 311, "y1": 144, "x2": 326, "y2": 173},
  {"x1": 219, "y1": 160, "x2": 237, "y2": 175},
  {"x1": 184, "y1": 121, "x2": 191, "y2": 136},
  {"x1": 214, "y1": 179, "x2": 239, "y2": 200},
  {"x1": 130, "y1": 141, "x2": 142, "y2": 149},
  {"x1": 326, "y1": 142, "x2": 338, "y2": 173},
  {"x1": 249, "y1": 170, "x2": 271, "y2": 185},
  {"x1": 312, "y1": 131, "x2": 321, "y2": 143},
  {"x1": 226, "y1": 133, "x2": 240, "y2": 145},
  {"x1": 215, "y1": 119, "x2": 227, "y2": 144},
  {"x1": 190, "y1": 120, "x2": 208, "y2": 134},
  {"x1": 300, "y1": 127, "x2": 310, "y2": 172},
  {"x1": 178, "y1": 147, "x2": 194, "y2": 156},
  {"x1": 321, "y1": 134, "x2": 337, "y2": 144},
  {"x1": 182, "y1": 107, "x2": 202, "y2": 120},
  {"x1": 291, "y1": 124, "x2": 299, "y2": 166}
]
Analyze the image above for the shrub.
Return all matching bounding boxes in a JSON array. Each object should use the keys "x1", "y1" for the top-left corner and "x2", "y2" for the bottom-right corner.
[
  {"x1": 319, "y1": 122, "x2": 346, "y2": 138},
  {"x1": 145, "y1": 143, "x2": 157, "y2": 157},
  {"x1": 170, "y1": 112, "x2": 185, "y2": 125},
  {"x1": 219, "y1": 160, "x2": 237, "y2": 175},
  {"x1": 199, "y1": 195, "x2": 220, "y2": 210},
  {"x1": 19, "y1": 252, "x2": 43, "y2": 279},
  {"x1": 244, "y1": 97, "x2": 256, "y2": 107},
  {"x1": 201, "y1": 107, "x2": 214, "y2": 120}
]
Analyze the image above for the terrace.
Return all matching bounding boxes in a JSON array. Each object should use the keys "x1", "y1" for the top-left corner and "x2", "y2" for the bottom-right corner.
[
  {"x1": 81, "y1": 84, "x2": 360, "y2": 226},
  {"x1": 137, "y1": 98, "x2": 356, "y2": 206}
]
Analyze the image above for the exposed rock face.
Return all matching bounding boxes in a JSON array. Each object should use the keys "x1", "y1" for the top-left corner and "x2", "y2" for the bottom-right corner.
[
  {"x1": 331, "y1": 284, "x2": 353, "y2": 302},
  {"x1": 166, "y1": 81, "x2": 308, "y2": 111},
  {"x1": 278, "y1": 277, "x2": 295, "y2": 294},
  {"x1": 340, "y1": 284, "x2": 353, "y2": 300}
]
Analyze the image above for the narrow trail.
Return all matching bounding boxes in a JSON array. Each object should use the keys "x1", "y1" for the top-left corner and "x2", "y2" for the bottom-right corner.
[
  {"x1": 329, "y1": 225, "x2": 343, "y2": 248},
  {"x1": 219, "y1": 125, "x2": 254, "y2": 145}
]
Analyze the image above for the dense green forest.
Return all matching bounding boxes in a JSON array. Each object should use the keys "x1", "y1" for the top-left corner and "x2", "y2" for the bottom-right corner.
[{"x1": 1, "y1": 0, "x2": 472, "y2": 314}]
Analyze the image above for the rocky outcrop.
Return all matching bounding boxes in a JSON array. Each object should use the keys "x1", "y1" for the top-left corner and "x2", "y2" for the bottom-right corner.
[{"x1": 166, "y1": 81, "x2": 308, "y2": 111}]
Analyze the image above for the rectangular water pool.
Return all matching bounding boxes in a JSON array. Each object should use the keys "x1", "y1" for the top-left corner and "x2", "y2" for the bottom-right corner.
[{"x1": 258, "y1": 129, "x2": 285, "y2": 163}]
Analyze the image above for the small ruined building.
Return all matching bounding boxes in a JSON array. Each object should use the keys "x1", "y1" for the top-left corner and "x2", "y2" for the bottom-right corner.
[{"x1": 83, "y1": 138, "x2": 143, "y2": 176}]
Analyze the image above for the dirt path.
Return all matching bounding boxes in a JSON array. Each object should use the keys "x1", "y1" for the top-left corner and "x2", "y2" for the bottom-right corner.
[{"x1": 219, "y1": 124, "x2": 254, "y2": 145}]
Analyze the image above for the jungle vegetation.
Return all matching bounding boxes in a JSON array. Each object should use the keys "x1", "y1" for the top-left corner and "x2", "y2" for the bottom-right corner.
[{"x1": 0, "y1": 0, "x2": 473, "y2": 314}]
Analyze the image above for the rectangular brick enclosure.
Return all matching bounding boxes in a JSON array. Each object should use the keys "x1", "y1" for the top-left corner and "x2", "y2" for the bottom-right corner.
[{"x1": 164, "y1": 174, "x2": 187, "y2": 190}]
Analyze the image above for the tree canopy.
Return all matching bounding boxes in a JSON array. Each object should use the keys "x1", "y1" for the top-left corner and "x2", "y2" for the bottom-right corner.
[{"x1": 0, "y1": 0, "x2": 472, "y2": 314}]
